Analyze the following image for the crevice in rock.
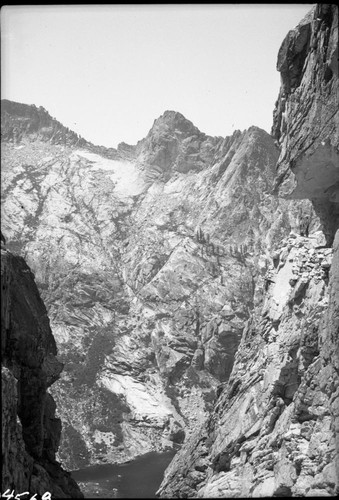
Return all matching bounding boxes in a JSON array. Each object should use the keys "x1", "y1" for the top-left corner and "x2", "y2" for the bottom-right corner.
[
  {"x1": 324, "y1": 65, "x2": 333, "y2": 84},
  {"x1": 312, "y1": 200, "x2": 339, "y2": 247},
  {"x1": 274, "y1": 485, "x2": 292, "y2": 497},
  {"x1": 272, "y1": 347, "x2": 301, "y2": 406}
]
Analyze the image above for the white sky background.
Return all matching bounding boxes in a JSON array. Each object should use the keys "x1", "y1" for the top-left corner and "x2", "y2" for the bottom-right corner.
[{"x1": 1, "y1": 4, "x2": 313, "y2": 148}]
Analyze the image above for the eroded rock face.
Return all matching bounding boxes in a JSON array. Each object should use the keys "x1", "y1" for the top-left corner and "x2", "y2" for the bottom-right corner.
[
  {"x1": 158, "y1": 4, "x2": 338, "y2": 498},
  {"x1": 1, "y1": 247, "x2": 82, "y2": 497},
  {"x1": 1, "y1": 101, "x2": 319, "y2": 469}
]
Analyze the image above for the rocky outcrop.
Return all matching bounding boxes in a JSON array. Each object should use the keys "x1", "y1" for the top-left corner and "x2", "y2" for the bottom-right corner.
[
  {"x1": 158, "y1": 4, "x2": 338, "y2": 498},
  {"x1": 1, "y1": 246, "x2": 83, "y2": 497}
]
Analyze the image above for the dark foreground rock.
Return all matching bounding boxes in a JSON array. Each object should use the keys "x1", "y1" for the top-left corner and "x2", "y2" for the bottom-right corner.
[{"x1": 1, "y1": 247, "x2": 83, "y2": 497}]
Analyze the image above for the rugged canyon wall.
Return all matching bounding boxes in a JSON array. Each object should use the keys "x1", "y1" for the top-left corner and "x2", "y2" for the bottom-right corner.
[
  {"x1": 158, "y1": 231, "x2": 338, "y2": 497},
  {"x1": 1, "y1": 103, "x2": 317, "y2": 469},
  {"x1": 158, "y1": 4, "x2": 338, "y2": 497},
  {"x1": 1, "y1": 242, "x2": 83, "y2": 497},
  {"x1": 1, "y1": 4, "x2": 337, "y2": 485}
]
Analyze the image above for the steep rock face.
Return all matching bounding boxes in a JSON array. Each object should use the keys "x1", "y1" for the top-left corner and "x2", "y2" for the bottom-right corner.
[
  {"x1": 159, "y1": 4, "x2": 338, "y2": 497},
  {"x1": 135, "y1": 110, "x2": 221, "y2": 179},
  {"x1": 272, "y1": 4, "x2": 339, "y2": 242},
  {"x1": 1, "y1": 100, "x2": 320, "y2": 469},
  {"x1": 1, "y1": 246, "x2": 82, "y2": 497},
  {"x1": 159, "y1": 232, "x2": 338, "y2": 497}
]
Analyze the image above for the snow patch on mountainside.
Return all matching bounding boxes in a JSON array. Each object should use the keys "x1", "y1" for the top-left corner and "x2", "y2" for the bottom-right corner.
[{"x1": 74, "y1": 150, "x2": 146, "y2": 197}]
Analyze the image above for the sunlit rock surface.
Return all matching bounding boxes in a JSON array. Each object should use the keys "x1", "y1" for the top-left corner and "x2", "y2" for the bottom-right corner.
[
  {"x1": 1, "y1": 246, "x2": 83, "y2": 497},
  {"x1": 158, "y1": 4, "x2": 338, "y2": 497}
]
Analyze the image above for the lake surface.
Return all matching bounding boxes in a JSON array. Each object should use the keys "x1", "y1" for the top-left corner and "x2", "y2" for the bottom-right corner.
[{"x1": 71, "y1": 450, "x2": 177, "y2": 498}]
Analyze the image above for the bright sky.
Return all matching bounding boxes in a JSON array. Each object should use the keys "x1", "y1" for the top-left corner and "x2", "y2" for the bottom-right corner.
[{"x1": 1, "y1": 4, "x2": 313, "y2": 148}]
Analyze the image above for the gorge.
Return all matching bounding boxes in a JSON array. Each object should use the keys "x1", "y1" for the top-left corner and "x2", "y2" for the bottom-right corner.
[{"x1": 1, "y1": 3, "x2": 338, "y2": 498}]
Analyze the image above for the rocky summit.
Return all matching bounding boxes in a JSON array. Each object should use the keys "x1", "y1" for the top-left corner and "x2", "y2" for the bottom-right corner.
[{"x1": 1, "y1": 3, "x2": 338, "y2": 498}]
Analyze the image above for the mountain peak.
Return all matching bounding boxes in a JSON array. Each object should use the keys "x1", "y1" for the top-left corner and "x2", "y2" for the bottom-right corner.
[
  {"x1": 151, "y1": 109, "x2": 202, "y2": 137},
  {"x1": 159, "y1": 109, "x2": 190, "y2": 121},
  {"x1": 1, "y1": 99, "x2": 88, "y2": 148}
]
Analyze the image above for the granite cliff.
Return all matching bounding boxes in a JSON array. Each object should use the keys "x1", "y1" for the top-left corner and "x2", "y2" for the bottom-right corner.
[
  {"x1": 1, "y1": 241, "x2": 83, "y2": 497},
  {"x1": 158, "y1": 4, "x2": 339, "y2": 497}
]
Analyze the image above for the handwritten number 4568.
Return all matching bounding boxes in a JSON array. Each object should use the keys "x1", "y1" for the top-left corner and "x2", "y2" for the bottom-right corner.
[{"x1": 1, "y1": 491, "x2": 51, "y2": 500}]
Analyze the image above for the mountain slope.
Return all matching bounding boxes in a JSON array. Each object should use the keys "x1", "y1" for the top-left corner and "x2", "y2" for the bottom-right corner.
[{"x1": 1, "y1": 99, "x2": 87, "y2": 147}]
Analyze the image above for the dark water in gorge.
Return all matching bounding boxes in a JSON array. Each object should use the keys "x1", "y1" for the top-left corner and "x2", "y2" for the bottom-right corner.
[{"x1": 71, "y1": 450, "x2": 177, "y2": 498}]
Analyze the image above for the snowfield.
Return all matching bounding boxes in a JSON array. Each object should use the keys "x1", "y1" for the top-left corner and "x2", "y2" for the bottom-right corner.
[{"x1": 74, "y1": 149, "x2": 146, "y2": 197}]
